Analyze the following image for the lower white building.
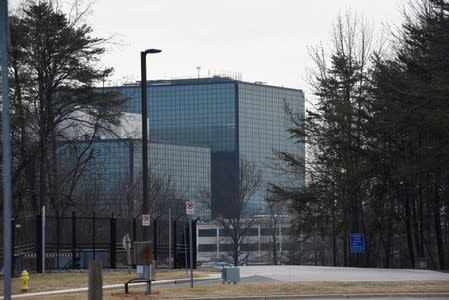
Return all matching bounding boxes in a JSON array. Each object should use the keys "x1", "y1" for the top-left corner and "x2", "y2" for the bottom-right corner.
[{"x1": 196, "y1": 216, "x2": 292, "y2": 265}]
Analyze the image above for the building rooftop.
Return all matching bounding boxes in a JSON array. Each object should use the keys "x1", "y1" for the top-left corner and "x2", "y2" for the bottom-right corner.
[{"x1": 121, "y1": 76, "x2": 303, "y2": 93}]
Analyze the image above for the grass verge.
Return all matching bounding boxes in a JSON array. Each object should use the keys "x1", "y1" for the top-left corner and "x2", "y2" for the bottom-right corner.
[{"x1": 1, "y1": 272, "x2": 448, "y2": 300}]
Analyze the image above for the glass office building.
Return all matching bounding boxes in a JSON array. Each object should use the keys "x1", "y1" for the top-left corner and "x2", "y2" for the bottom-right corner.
[
  {"x1": 63, "y1": 139, "x2": 211, "y2": 219},
  {"x1": 237, "y1": 82, "x2": 305, "y2": 215},
  {"x1": 108, "y1": 77, "x2": 304, "y2": 218}
]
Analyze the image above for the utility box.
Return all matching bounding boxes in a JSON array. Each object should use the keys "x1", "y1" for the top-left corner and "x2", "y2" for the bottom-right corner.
[
  {"x1": 134, "y1": 241, "x2": 153, "y2": 265},
  {"x1": 222, "y1": 267, "x2": 240, "y2": 284}
]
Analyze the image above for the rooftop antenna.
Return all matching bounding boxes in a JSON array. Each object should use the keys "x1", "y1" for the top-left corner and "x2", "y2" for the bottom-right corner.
[{"x1": 196, "y1": 66, "x2": 200, "y2": 78}]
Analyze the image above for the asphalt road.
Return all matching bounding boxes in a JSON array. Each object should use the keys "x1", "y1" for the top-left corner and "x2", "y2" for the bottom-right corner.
[
  {"x1": 173, "y1": 266, "x2": 449, "y2": 299},
  {"x1": 236, "y1": 265, "x2": 449, "y2": 299},
  {"x1": 239, "y1": 265, "x2": 449, "y2": 281}
]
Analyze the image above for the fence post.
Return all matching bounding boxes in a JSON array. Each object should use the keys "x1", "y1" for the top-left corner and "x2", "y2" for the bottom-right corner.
[
  {"x1": 132, "y1": 217, "x2": 136, "y2": 242},
  {"x1": 72, "y1": 211, "x2": 77, "y2": 269},
  {"x1": 173, "y1": 219, "x2": 177, "y2": 269},
  {"x1": 110, "y1": 213, "x2": 116, "y2": 269},
  {"x1": 92, "y1": 212, "x2": 96, "y2": 261},
  {"x1": 56, "y1": 211, "x2": 60, "y2": 269},
  {"x1": 11, "y1": 218, "x2": 15, "y2": 274},
  {"x1": 132, "y1": 217, "x2": 136, "y2": 268},
  {"x1": 192, "y1": 218, "x2": 199, "y2": 269},
  {"x1": 36, "y1": 214, "x2": 42, "y2": 273},
  {"x1": 153, "y1": 218, "x2": 157, "y2": 265}
]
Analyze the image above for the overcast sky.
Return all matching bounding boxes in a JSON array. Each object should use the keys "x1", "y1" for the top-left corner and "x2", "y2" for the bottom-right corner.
[{"x1": 14, "y1": 0, "x2": 405, "y2": 92}]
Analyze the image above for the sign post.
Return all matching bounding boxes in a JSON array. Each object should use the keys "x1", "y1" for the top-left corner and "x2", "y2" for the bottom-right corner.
[
  {"x1": 168, "y1": 208, "x2": 172, "y2": 271},
  {"x1": 141, "y1": 214, "x2": 151, "y2": 276},
  {"x1": 185, "y1": 201, "x2": 194, "y2": 288},
  {"x1": 42, "y1": 205, "x2": 46, "y2": 275}
]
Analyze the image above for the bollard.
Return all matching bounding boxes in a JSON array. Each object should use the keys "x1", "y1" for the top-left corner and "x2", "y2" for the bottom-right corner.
[
  {"x1": 144, "y1": 264, "x2": 152, "y2": 295},
  {"x1": 88, "y1": 260, "x2": 103, "y2": 300},
  {"x1": 20, "y1": 270, "x2": 30, "y2": 292}
]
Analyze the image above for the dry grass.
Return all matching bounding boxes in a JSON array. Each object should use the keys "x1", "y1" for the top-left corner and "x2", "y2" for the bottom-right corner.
[
  {"x1": 0, "y1": 270, "x2": 211, "y2": 295},
  {"x1": 112, "y1": 281, "x2": 449, "y2": 299},
  {"x1": 2, "y1": 273, "x2": 449, "y2": 300}
]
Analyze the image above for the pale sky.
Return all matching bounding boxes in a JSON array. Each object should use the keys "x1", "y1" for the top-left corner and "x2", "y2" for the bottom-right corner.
[{"x1": 14, "y1": 0, "x2": 404, "y2": 91}]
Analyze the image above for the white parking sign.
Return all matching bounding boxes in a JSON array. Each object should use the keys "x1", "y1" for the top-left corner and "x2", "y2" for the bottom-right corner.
[
  {"x1": 185, "y1": 201, "x2": 194, "y2": 215},
  {"x1": 142, "y1": 214, "x2": 151, "y2": 226}
]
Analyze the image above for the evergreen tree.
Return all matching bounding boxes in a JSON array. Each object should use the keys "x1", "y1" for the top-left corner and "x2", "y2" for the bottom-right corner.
[
  {"x1": 275, "y1": 1, "x2": 449, "y2": 269},
  {"x1": 371, "y1": 0, "x2": 449, "y2": 269},
  {"x1": 275, "y1": 12, "x2": 376, "y2": 267}
]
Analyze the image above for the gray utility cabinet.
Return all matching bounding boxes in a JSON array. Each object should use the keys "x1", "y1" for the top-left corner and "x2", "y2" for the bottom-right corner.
[{"x1": 222, "y1": 267, "x2": 240, "y2": 284}]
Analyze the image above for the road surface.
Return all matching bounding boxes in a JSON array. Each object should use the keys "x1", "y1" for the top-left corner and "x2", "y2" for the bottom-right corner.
[{"x1": 239, "y1": 265, "x2": 449, "y2": 281}]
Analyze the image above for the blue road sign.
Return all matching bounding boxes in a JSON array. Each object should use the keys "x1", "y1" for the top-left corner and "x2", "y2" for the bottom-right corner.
[{"x1": 350, "y1": 233, "x2": 365, "y2": 253}]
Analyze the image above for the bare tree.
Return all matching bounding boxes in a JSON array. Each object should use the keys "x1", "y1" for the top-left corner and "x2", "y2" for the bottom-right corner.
[
  {"x1": 264, "y1": 192, "x2": 288, "y2": 265},
  {"x1": 8, "y1": 1, "x2": 124, "y2": 215},
  {"x1": 216, "y1": 158, "x2": 262, "y2": 266}
]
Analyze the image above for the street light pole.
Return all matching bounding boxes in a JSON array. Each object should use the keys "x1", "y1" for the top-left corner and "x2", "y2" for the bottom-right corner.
[
  {"x1": 1, "y1": 0, "x2": 13, "y2": 298},
  {"x1": 141, "y1": 48, "x2": 161, "y2": 242}
]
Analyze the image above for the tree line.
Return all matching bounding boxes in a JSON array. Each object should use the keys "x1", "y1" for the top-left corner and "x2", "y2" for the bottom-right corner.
[
  {"x1": 4, "y1": 1, "x2": 125, "y2": 218},
  {"x1": 273, "y1": 0, "x2": 449, "y2": 269}
]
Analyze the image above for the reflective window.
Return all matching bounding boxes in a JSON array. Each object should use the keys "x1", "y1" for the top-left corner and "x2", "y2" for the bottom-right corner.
[
  {"x1": 261, "y1": 228, "x2": 275, "y2": 236},
  {"x1": 198, "y1": 229, "x2": 217, "y2": 237},
  {"x1": 199, "y1": 244, "x2": 217, "y2": 252},
  {"x1": 240, "y1": 243, "x2": 258, "y2": 251},
  {"x1": 219, "y1": 244, "x2": 233, "y2": 252},
  {"x1": 244, "y1": 228, "x2": 258, "y2": 236},
  {"x1": 260, "y1": 243, "x2": 274, "y2": 251}
]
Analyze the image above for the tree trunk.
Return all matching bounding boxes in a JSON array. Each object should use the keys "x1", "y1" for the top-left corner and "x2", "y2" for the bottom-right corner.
[
  {"x1": 418, "y1": 182, "x2": 424, "y2": 258},
  {"x1": 272, "y1": 230, "x2": 278, "y2": 265},
  {"x1": 383, "y1": 214, "x2": 393, "y2": 268},
  {"x1": 332, "y1": 206, "x2": 337, "y2": 266},
  {"x1": 233, "y1": 250, "x2": 239, "y2": 266},
  {"x1": 433, "y1": 179, "x2": 445, "y2": 269},
  {"x1": 404, "y1": 193, "x2": 416, "y2": 268}
]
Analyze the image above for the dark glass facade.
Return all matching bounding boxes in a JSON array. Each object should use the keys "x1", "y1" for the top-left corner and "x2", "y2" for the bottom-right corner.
[
  {"x1": 149, "y1": 142, "x2": 211, "y2": 220},
  {"x1": 63, "y1": 139, "x2": 211, "y2": 219},
  {"x1": 238, "y1": 82, "x2": 305, "y2": 215},
  {"x1": 119, "y1": 81, "x2": 236, "y2": 152},
  {"x1": 110, "y1": 77, "x2": 304, "y2": 219}
]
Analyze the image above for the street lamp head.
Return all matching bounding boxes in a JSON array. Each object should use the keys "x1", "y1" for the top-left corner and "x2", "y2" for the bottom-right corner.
[{"x1": 144, "y1": 48, "x2": 162, "y2": 54}]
